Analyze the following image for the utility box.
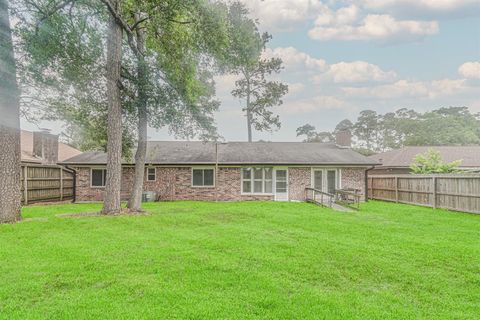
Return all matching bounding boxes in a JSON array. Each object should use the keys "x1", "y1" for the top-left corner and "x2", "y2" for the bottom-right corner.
[{"x1": 142, "y1": 191, "x2": 157, "y2": 202}]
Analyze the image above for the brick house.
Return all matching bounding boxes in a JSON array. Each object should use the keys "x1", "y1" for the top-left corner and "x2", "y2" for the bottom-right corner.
[{"x1": 61, "y1": 140, "x2": 377, "y2": 203}]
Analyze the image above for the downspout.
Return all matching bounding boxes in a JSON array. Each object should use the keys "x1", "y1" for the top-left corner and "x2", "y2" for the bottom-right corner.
[{"x1": 365, "y1": 166, "x2": 375, "y2": 202}]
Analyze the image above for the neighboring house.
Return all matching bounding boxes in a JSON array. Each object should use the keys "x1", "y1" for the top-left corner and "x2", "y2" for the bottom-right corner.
[
  {"x1": 61, "y1": 136, "x2": 377, "y2": 203},
  {"x1": 368, "y1": 146, "x2": 480, "y2": 175},
  {"x1": 21, "y1": 130, "x2": 82, "y2": 165}
]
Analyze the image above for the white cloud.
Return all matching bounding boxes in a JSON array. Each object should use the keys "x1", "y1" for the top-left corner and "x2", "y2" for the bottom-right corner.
[
  {"x1": 362, "y1": 0, "x2": 480, "y2": 15},
  {"x1": 242, "y1": 0, "x2": 326, "y2": 31},
  {"x1": 263, "y1": 47, "x2": 327, "y2": 73},
  {"x1": 342, "y1": 78, "x2": 469, "y2": 99},
  {"x1": 458, "y1": 62, "x2": 480, "y2": 79},
  {"x1": 315, "y1": 61, "x2": 397, "y2": 83},
  {"x1": 280, "y1": 95, "x2": 350, "y2": 114},
  {"x1": 309, "y1": 5, "x2": 439, "y2": 42}
]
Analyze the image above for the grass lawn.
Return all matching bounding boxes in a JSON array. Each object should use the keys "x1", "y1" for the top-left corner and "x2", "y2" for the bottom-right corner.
[{"x1": 1, "y1": 201, "x2": 479, "y2": 319}]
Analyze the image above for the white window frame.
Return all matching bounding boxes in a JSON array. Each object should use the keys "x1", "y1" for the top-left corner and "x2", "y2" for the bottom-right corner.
[
  {"x1": 146, "y1": 167, "x2": 156, "y2": 182},
  {"x1": 191, "y1": 167, "x2": 215, "y2": 188},
  {"x1": 241, "y1": 167, "x2": 274, "y2": 195},
  {"x1": 310, "y1": 168, "x2": 341, "y2": 193},
  {"x1": 90, "y1": 167, "x2": 107, "y2": 188}
]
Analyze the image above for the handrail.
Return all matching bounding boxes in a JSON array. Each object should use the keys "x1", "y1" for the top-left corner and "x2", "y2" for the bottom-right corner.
[
  {"x1": 305, "y1": 187, "x2": 334, "y2": 208},
  {"x1": 334, "y1": 188, "x2": 361, "y2": 210}
]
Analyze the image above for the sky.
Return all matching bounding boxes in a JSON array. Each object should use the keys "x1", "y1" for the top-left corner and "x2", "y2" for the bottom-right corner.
[{"x1": 21, "y1": 0, "x2": 480, "y2": 142}]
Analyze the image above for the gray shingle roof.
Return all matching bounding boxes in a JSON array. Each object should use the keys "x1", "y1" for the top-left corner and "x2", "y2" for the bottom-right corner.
[
  {"x1": 61, "y1": 141, "x2": 378, "y2": 166},
  {"x1": 369, "y1": 146, "x2": 480, "y2": 168}
]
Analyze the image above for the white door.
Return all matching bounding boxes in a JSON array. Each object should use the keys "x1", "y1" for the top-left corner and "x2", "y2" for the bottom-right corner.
[{"x1": 274, "y1": 169, "x2": 288, "y2": 201}]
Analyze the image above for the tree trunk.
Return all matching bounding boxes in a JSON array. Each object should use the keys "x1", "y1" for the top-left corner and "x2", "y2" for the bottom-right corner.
[
  {"x1": 0, "y1": 0, "x2": 22, "y2": 223},
  {"x1": 102, "y1": 0, "x2": 123, "y2": 214},
  {"x1": 246, "y1": 78, "x2": 252, "y2": 142},
  {"x1": 128, "y1": 13, "x2": 148, "y2": 211}
]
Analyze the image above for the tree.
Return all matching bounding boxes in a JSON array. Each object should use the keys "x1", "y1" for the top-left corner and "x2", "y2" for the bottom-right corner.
[
  {"x1": 101, "y1": 0, "x2": 124, "y2": 214},
  {"x1": 228, "y1": 3, "x2": 288, "y2": 142},
  {"x1": 334, "y1": 119, "x2": 353, "y2": 133},
  {"x1": 410, "y1": 149, "x2": 462, "y2": 174},
  {"x1": 353, "y1": 110, "x2": 381, "y2": 152},
  {"x1": 296, "y1": 124, "x2": 317, "y2": 141},
  {"x1": 0, "y1": 0, "x2": 22, "y2": 223},
  {"x1": 296, "y1": 124, "x2": 333, "y2": 143},
  {"x1": 16, "y1": 0, "x2": 246, "y2": 212}
]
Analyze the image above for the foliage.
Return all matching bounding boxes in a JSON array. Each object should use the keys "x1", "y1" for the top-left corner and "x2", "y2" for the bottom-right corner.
[
  {"x1": 298, "y1": 107, "x2": 480, "y2": 153},
  {"x1": 227, "y1": 2, "x2": 288, "y2": 141},
  {"x1": 410, "y1": 149, "x2": 463, "y2": 174},
  {"x1": 13, "y1": 0, "x2": 244, "y2": 150},
  {"x1": 296, "y1": 124, "x2": 333, "y2": 143},
  {"x1": 1, "y1": 201, "x2": 479, "y2": 318}
]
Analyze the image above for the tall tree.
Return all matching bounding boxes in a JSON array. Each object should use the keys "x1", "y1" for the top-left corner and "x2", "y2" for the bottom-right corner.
[
  {"x1": 0, "y1": 0, "x2": 22, "y2": 223},
  {"x1": 228, "y1": 3, "x2": 288, "y2": 142},
  {"x1": 101, "y1": 0, "x2": 124, "y2": 214},
  {"x1": 353, "y1": 110, "x2": 381, "y2": 152}
]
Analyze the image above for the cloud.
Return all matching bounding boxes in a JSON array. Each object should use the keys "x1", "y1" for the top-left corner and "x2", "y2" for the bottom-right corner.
[
  {"x1": 263, "y1": 47, "x2": 327, "y2": 73},
  {"x1": 315, "y1": 61, "x2": 397, "y2": 84},
  {"x1": 342, "y1": 78, "x2": 469, "y2": 99},
  {"x1": 309, "y1": 5, "x2": 439, "y2": 42},
  {"x1": 458, "y1": 62, "x2": 480, "y2": 79},
  {"x1": 361, "y1": 0, "x2": 480, "y2": 17},
  {"x1": 280, "y1": 95, "x2": 350, "y2": 114},
  {"x1": 241, "y1": 0, "x2": 326, "y2": 31}
]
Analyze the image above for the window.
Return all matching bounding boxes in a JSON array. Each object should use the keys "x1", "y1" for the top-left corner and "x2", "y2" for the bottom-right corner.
[
  {"x1": 192, "y1": 168, "x2": 214, "y2": 187},
  {"x1": 91, "y1": 169, "x2": 107, "y2": 187},
  {"x1": 147, "y1": 167, "x2": 156, "y2": 181},
  {"x1": 242, "y1": 167, "x2": 273, "y2": 194},
  {"x1": 327, "y1": 170, "x2": 337, "y2": 194}
]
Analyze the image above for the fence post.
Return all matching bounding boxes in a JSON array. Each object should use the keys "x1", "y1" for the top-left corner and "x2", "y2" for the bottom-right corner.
[
  {"x1": 432, "y1": 176, "x2": 437, "y2": 209},
  {"x1": 60, "y1": 168, "x2": 63, "y2": 201},
  {"x1": 395, "y1": 176, "x2": 399, "y2": 203},
  {"x1": 23, "y1": 166, "x2": 28, "y2": 205}
]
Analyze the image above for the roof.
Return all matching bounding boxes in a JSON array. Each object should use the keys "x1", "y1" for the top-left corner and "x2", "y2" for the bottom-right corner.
[
  {"x1": 61, "y1": 141, "x2": 378, "y2": 166},
  {"x1": 21, "y1": 130, "x2": 82, "y2": 163},
  {"x1": 369, "y1": 146, "x2": 480, "y2": 168}
]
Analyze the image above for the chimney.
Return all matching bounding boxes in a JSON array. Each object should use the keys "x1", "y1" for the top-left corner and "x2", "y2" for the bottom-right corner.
[
  {"x1": 33, "y1": 130, "x2": 59, "y2": 165},
  {"x1": 335, "y1": 130, "x2": 351, "y2": 148}
]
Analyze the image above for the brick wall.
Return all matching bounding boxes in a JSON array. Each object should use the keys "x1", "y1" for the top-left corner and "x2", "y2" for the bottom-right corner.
[
  {"x1": 74, "y1": 166, "x2": 366, "y2": 202},
  {"x1": 288, "y1": 167, "x2": 311, "y2": 201},
  {"x1": 341, "y1": 168, "x2": 367, "y2": 200},
  {"x1": 74, "y1": 166, "x2": 273, "y2": 202}
]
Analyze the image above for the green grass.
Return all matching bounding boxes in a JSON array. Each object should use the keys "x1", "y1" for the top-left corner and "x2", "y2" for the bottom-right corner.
[{"x1": 1, "y1": 201, "x2": 479, "y2": 319}]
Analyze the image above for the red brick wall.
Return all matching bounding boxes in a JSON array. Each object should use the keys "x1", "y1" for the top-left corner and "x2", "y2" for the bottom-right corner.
[
  {"x1": 74, "y1": 166, "x2": 273, "y2": 202},
  {"x1": 341, "y1": 168, "x2": 366, "y2": 200},
  {"x1": 74, "y1": 166, "x2": 366, "y2": 202}
]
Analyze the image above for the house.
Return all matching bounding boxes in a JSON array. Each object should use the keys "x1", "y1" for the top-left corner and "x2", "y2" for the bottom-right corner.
[
  {"x1": 61, "y1": 135, "x2": 377, "y2": 203},
  {"x1": 368, "y1": 146, "x2": 480, "y2": 175},
  {"x1": 21, "y1": 130, "x2": 82, "y2": 165}
]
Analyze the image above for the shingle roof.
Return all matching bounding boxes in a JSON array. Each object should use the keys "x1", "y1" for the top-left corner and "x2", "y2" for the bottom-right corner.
[
  {"x1": 21, "y1": 130, "x2": 82, "y2": 163},
  {"x1": 369, "y1": 146, "x2": 480, "y2": 168},
  {"x1": 61, "y1": 141, "x2": 378, "y2": 166}
]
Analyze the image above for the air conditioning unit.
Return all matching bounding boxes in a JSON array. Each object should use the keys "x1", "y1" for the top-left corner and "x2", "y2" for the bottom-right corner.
[{"x1": 142, "y1": 191, "x2": 157, "y2": 202}]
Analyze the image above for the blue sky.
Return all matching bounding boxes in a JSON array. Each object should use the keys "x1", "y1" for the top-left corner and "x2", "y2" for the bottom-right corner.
[{"x1": 22, "y1": 0, "x2": 480, "y2": 142}]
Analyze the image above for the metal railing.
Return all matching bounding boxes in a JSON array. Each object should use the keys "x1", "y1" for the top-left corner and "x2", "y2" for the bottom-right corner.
[{"x1": 305, "y1": 187, "x2": 334, "y2": 208}]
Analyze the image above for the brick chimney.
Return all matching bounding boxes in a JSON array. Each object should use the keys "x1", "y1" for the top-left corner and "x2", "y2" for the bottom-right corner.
[
  {"x1": 335, "y1": 130, "x2": 352, "y2": 148},
  {"x1": 33, "y1": 131, "x2": 59, "y2": 165}
]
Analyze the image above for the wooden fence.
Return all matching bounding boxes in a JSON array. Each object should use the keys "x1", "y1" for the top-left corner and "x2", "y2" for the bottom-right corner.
[
  {"x1": 368, "y1": 174, "x2": 480, "y2": 214},
  {"x1": 21, "y1": 165, "x2": 75, "y2": 205}
]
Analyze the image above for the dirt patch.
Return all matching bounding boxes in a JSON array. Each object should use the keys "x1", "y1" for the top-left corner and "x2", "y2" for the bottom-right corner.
[{"x1": 57, "y1": 209, "x2": 150, "y2": 218}]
